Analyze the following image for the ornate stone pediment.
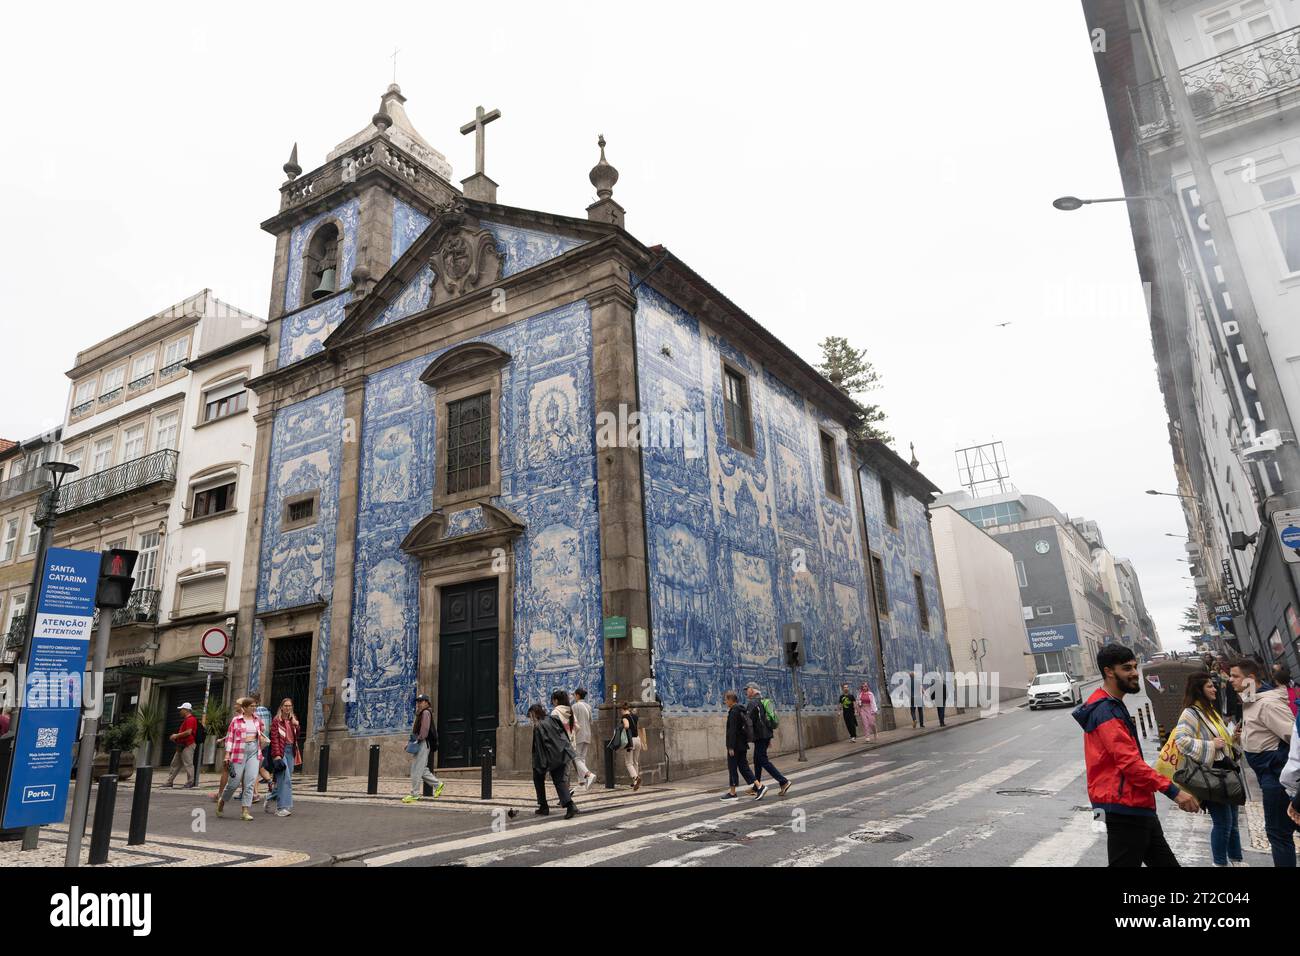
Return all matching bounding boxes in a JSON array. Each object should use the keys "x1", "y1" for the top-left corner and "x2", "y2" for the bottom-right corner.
[
  {"x1": 419, "y1": 341, "x2": 511, "y2": 388},
  {"x1": 427, "y1": 202, "x2": 504, "y2": 306},
  {"x1": 400, "y1": 502, "x2": 525, "y2": 558}
]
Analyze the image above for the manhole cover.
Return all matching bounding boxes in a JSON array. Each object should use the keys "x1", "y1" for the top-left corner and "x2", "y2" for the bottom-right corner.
[
  {"x1": 848, "y1": 829, "x2": 913, "y2": 844},
  {"x1": 996, "y1": 788, "x2": 1052, "y2": 797},
  {"x1": 677, "y1": 829, "x2": 738, "y2": 843}
]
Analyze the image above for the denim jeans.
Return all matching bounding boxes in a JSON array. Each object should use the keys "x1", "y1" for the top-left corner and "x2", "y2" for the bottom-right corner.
[
  {"x1": 274, "y1": 743, "x2": 294, "y2": 811},
  {"x1": 409, "y1": 740, "x2": 440, "y2": 796},
  {"x1": 1205, "y1": 801, "x2": 1242, "y2": 866},
  {"x1": 222, "y1": 742, "x2": 261, "y2": 808},
  {"x1": 1247, "y1": 747, "x2": 1298, "y2": 867}
]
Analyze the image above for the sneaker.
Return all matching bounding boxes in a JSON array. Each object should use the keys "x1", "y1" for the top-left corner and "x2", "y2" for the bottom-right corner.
[
  {"x1": 433, "y1": 782, "x2": 445, "y2": 799},
  {"x1": 632, "y1": 775, "x2": 642, "y2": 791},
  {"x1": 162, "y1": 782, "x2": 174, "y2": 789},
  {"x1": 1230, "y1": 860, "x2": 1250, "y2": 867},
  {"x1": 753, "y1": 784, "x2": 768, "y2": 801},
  {"x1": 850, "y1": 736, "x2": 857, "y2": 742},
  {"x1": 241, "y1": 809, "x2": 254, "y2": 822},
  {"x1": 779, "y1": 780, "x2": 791, "y2": 797},
  {"x1": 400, "y1": 794, "x2": 419, "y2": 804},
  {"x1": 582, "y1": 772, "x2": 596, "y2": 792},
  {"x1": 720, "y1": 792, "x2": 740, "y2": 801},
  {"x1": 276, "y1": 808, "x2": 291, "y2": 817},
  {"x1": 216, "y1": 798, "x2": 225, "y2": 816},
  {"x1": 565, "y1": 804, "x2": 579, "y2": 820},
  {"x1": 534, "y1": 806, "x2": 551, "y2": 816}
]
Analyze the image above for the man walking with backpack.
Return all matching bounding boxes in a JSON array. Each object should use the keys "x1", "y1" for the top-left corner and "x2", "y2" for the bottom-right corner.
[
  {"x1": 746, "y1": 683, "x2": 790, "y2": 796},
  {"x1": 722, "y1": 690, "x2": 767, "y2": 801}
]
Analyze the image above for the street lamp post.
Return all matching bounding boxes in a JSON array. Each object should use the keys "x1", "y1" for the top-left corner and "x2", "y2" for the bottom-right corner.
[
  {"x1": 1145, "y1": 489, "x2": 1200, "y2": 500},
  {"x1": 4, "y1": 460, "x2": 78, "y2": 849}
]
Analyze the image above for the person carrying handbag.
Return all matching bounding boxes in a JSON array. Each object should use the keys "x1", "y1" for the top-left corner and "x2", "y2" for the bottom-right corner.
[
  {"x1": 1173, "y1": 672, "x2": 1247, "y2": 867},
  {"x1": 266, "y1": 698, "x2": 302, "y2": 817},
  {"x1": 402, "y1": 694, "x2": 444, "y2": 804}
]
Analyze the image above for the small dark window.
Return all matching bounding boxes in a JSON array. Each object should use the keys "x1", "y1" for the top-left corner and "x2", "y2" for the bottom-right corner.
[
  {"x1": 204, "y1": 387, "x2": 248, "y2": 422},
  {"x1": 881, "y1": 476, "x2": 898, "y2": 528},
  {"x1": 722, "y1": 366, "x2": 754, "y2": 451},
  {"x1": 914, "y1": 573, "x2": 930, "y2": 631},
  {"x1": 819, "y1": 430, "x2": 841, "y2": 498},
  {"x1": 192, "y1": 482, "x2": 235, "y2": 518},
  {"x1": 871, "y1": 554, "x2": 889, "y2": 618},
  {"x1": 282, "y1": 492, "x2": 319, "y2": 531},
  {"x1": 446, "y1": 392, "x2": 492, "y2": 494}
]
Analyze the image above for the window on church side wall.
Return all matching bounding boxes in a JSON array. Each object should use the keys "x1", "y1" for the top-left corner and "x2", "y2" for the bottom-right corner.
[
  {"x1": 303, "y1": 222, "x2": 340, "y2": 305},
  {"x1": 446, "y1": 392, "x2": 492, "y2": 494},
  {"x1": 881, "y1": 476, "x2": 898, "y2": 528},
  {"x1": 722, "y1": 364, "x2": 754, "y2": 453},
  {"x1": 914, "y1": 573, "x2": 930, "y2": 631},
  {"x1": 871, "y1": 554, "x2": 889, "y2": 618},
  {"x1": 282, "y1": 492, "x2": 319, "y2": 532},
  {"x1": 819, "y1": 429, "x2": 841, "y2": 499}
]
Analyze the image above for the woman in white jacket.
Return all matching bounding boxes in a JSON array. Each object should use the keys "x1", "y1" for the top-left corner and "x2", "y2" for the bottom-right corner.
[{"x1": 1173, "y1": 673, "x2": 1245, "y2": 867}]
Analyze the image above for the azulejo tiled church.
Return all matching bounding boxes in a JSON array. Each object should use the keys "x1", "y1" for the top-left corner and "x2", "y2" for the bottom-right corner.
[{"x1": 234, "y1": 85, "x2": 953, "y2": 780}]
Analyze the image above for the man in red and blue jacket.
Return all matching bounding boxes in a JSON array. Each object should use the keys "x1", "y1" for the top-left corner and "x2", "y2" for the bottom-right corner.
[{"x1": 1073, "y1": 644, "x2": 1199, "y2": 866}]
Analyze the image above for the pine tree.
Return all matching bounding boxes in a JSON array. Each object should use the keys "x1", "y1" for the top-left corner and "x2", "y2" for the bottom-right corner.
[
  {"x1": 1178, "y1": 605, "x2": 1202, "y2": 635},
  {"x1": 816, "y1": 336, "x2": 890, "y2": 443}
]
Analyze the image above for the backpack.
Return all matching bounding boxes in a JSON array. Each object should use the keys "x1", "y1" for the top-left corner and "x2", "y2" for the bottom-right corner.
[{"x1": 761, "y1": 698, "x2": 779, "y2": 730}]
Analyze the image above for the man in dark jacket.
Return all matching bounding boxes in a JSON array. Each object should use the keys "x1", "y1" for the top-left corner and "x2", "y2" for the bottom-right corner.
[
  {"x1": 722, "y1": 690, "x2": 766, "y2": 802},
  {"x1": 746, "y1": 683, "x2": 790, "y2": 796},
  {"x1": 529, "y1": 703, "x2": 579, "y2": 819},
  {"x1": 1073, "y1": 644, "x2": 1200, "y2": 866}
]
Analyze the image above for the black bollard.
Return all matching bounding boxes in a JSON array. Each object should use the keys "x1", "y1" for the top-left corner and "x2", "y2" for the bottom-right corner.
[
  {"x1": 128, "y1": 766, "x2": 152, "y2": 845},
  {"x1": 604, "y1": 740, "x2": 615, "y2": 790},
  {"x1": 317, "y1": 744, "x2": 329, "y2": 792},
  {"x1": 1137, "y1": 708, "x2": 1148, "y2": 739},
  {"x1": 481, "y1": 747, "x2": 493, "y2": 800},
  {"x1": 88, "y1": 774, "x2": 118, "y2": 865},
  {"x1": 367, "y1": 744, "x2": 380, "y2": 795},
  {"x1": 107, "y1": 749, "x2": 121, "y2": 775}
]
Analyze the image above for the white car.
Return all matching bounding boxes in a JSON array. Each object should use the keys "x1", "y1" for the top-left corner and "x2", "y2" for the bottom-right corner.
[{"x1": 1028, "y1": 672, "x2": 1081, "y2": 710}]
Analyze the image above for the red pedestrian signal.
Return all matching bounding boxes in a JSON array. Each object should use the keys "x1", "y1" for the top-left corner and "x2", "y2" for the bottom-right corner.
[{"x1": 96, "y1": 548, "x2": 139, "y2": 610}]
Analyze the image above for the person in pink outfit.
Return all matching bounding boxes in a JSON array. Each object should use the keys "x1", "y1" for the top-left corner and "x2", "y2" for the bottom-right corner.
[{"x1": 855, "y1": 682, "x2": 878, "y2": 741}]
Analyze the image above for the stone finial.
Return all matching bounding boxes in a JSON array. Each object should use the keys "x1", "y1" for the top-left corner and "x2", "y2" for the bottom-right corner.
[
  {"x1": 909, "y1": 442, "x2": 920, "y2": 469},
  {"x1": 283, "y1": 142, "x2": 302, "y2": 180},
  {"x1": 589, "y1": 134, "x2": 619, "y2": 199},
  {"x1": 372, "y1": 106, "x2": 393, "y2": 133}
]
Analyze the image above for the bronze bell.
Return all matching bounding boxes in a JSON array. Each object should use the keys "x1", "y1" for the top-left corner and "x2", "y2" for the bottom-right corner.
[{"x1": 311, "y1": 266, "x2": 337, "y2": 300}]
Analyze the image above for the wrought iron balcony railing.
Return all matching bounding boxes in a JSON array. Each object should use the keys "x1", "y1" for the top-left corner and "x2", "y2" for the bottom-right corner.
[
  {"x1": 1130, "y1": 25, "x2": 1300, "y2": 141},
  {"x1": 70, "y1": 400, "x2": 94, "y2": 418},
  {"x1": 110, "y1": 588, "x2": 161, "y2": 627},
  {"x1": 158, "y1": 359, "x2": 187, "y2": 378},
  {"x1": 128, "y1": 372, "x2": 155, "y2": 393},
  {"x1": 0, "y1": 466, "x2": 49, "y2": 503},
  {"x1": 57, "y1": 448, "x2": 178, "y2": 515},
  {"x1": 4, "y1": 613, "x2": 27, "y2": 649},
  {"x1": 98, "y1": 387, "x2": 124, "y2": 406}
]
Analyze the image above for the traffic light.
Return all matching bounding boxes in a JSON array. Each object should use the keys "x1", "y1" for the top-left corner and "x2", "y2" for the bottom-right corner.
[{"x1": 95, "y1": 548, "x2": 139, "y2": 610}]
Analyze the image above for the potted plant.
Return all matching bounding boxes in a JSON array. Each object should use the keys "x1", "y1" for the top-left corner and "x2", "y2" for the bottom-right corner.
[
  {"x1": 131, "y1": 700, "x2": 165, "y2": 768},
  {"x1": 201, "y1": 699, "x2": 231, "y2": 768},
  {"x1": 89, "y1": 721, "x2": 138, "y2": 780}
]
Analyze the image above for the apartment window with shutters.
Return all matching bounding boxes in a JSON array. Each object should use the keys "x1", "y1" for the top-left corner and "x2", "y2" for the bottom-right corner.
[
  {"x1": 446, "y1": 392, "x2": 492, "y2": 494},
  {"x1": 121, "y1": 424, "x2": 146, "y2": 462},
  {"x1": 721, "y1": 363, "x2": 755, "y2": 453},
  {"x1": 100, "y1": 365, "x2": 126, "y2": 397},
  {"x1": 175, "y1": 571, "x2": 226, "y2": 617},
  {"x1": 881, "y1": 476, "x2": 899, "y2": 528},
  {"x1": 914, "y1": 573, "x2": 930, "y2": 631},
  {"x1": 192, "y1": 480, "x2": 236, "y2": 519},
  {"x1": 136, "y1": 531, "x2": 160, "y2": 589},
  {"x1": 64, "y1": 446, "x2": 85, "y2": 475},
  {"x1": 21, "y1": 514, "x2": 38, "y2": 556},
  {"x1": 91, "y1": 437, "x2": 115, "y2": 473},
  {"x1": 162, "y1": 336, "x2": 190, "y2": 371},
  {"x1": 130, "y1": 351, "x2": 156, "y2": 386},
  {"x1": 73, "y1": 379, "x2": 96, "y2": 408},
  {"x1": 202, "y1": 380, "x2": 248, "y2": 423},
  {"x1": 819, "y1": 429, "x2": 842, "y2": 499},
  {"x1": 154, "y1": 410, "x2": 179, "y2": 451},
  {"x1": 5, "y1": 591, "x2": 27, "y2": 633},
  {"x1": 870, "y1": 553, "x2": 889, "y2": 618},
  {"x1": 1, "y1": 518, "x2": 18, "y2": 562}
]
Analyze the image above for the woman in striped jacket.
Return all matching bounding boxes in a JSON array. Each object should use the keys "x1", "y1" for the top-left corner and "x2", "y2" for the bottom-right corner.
[
  {"x1": 1174, "y1": 673, "x2": 1245, "y2": 867},
  {"x1": 218, "y1": 697, "x2": 270, "y2": 822}
]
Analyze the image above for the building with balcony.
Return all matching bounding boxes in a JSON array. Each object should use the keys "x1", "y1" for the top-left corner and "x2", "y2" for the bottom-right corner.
[
  {"x1": 0, "y1": 431, "x2": 60, "y2": 672},
  {"x1": 1083, "y1": 0, "x2": 1300, "y2": 669},
  {"x1": 51, "y1": 290, "x2": 264, "y2": 758}
]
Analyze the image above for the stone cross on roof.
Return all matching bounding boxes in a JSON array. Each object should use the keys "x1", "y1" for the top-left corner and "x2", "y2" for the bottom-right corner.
[{"x1": 459, "y1": 105, "x2": 501, "y2": 177}]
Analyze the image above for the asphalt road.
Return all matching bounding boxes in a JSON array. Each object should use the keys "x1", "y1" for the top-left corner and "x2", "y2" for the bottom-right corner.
[{"x1": 352, "y1": 685, "x2": 1264, "y2": 867}]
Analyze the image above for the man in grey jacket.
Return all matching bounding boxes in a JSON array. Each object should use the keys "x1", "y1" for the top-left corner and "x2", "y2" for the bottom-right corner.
[
  {"x1": 1230, "y1": 659, "x2": 1297, "y2": 866},
  {"x1": 571, "y1": 688, "x2": 597, "y2": 791}
]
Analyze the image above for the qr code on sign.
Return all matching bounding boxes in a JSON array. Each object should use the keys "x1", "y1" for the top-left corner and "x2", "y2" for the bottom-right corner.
[{"x1": 35, "y1": 727, "x2": 58, "y2": 749}]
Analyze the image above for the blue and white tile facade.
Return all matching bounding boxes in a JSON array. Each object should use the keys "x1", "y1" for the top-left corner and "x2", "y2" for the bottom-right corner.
[
  {"x1": 392, "y1": 198, "x2": 430, "y2": 263},
  {"x1": 346, "y1": 300, "x2": 603, "y2": 735},
  {"x1": 635, "y1": 286, "x2": 881, "y2": 716},
  {"x1": 371, "y1": 266, "x2": 433, "y2": 331},
  {"x1": 250, "y1": 388, "x2": 346, "y2": 735},
  {"x1": 483, "y1": 222, "x2": 585, "y2": 277},
  {"x1": 278, "y1": 198, "x2": 361, "y2": 366},
  {"x1": 858, "y1": 468, "x2": 949, "y2": 682}
]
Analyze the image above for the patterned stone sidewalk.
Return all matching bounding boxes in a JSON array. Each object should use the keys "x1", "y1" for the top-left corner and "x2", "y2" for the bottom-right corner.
[{"x1": 0, "y1": 824, "x2": 309, "y2": 867}]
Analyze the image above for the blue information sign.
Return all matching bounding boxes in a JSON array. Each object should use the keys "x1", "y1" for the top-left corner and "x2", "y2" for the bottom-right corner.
[
  {"x1": 1026, "y1": 623, "x2": 1080, "y2": 654},
  {"x1": 1281, "y1": 524, "x2": 1300, "y2": 550},
  {"x1": 2, "y1": 547, "x2": 99, "y2": 829}
]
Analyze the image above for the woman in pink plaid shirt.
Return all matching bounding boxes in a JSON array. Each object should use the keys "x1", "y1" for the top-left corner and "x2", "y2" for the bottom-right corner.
[{"x1": 217, "y1": 697, "x2": 270, "y2": 822}]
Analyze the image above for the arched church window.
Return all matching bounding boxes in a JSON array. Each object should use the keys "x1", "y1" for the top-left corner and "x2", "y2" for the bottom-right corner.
[{"x1": 303, "y1": 222, "x2": 340, "y2": 304}]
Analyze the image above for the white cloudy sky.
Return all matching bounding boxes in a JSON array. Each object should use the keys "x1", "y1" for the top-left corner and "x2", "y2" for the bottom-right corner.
[{"x1": 0, "y1": 1, "x2": 1197, "y2": 651}]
